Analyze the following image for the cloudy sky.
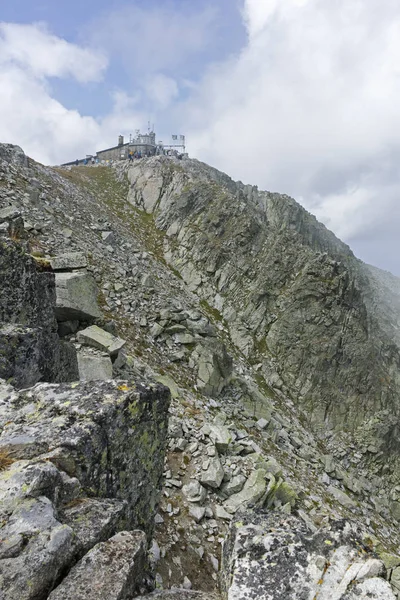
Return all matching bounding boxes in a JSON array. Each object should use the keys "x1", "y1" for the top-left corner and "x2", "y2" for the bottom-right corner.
[{"x1": 1, "y1": 0, "x2": 399, "y2": 276}]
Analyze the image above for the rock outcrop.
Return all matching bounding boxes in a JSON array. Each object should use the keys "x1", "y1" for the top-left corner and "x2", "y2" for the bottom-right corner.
[
  {"x1": 120, "y1": 157, "x2": 400, "y2": 465},
  {"x1": 0, "y1": 240, "x2": 78, "y2": 387},
  {"x1": 222, "y1": 512, "x2": 396, "y2": 599},
  {"x1": 0, "y1": 379, "x2": 170, "y2": 600}
]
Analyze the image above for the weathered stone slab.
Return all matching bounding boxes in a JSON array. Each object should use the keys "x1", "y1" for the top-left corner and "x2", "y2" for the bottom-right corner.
[
  {"x1": 221, "y1": 514, "x2": 395, "y2": 600},
  {"x1": 77, "y1": 325, "x2": 126, "y2": 357},
  {"x1": 48, "y1": 531, "x2": 146, "y2": 600},
  {"x1": 0, "y1": 205, "x2": 20, "y2": 222},
  {"x1": 77, "y1": 351, "x2": 113, "y2": 381},
  {"x1": 55, "y1": 272, "x2": 102, "y2": 321},
  {"x1": 224, "y1": 469, "x2": 267, "y2": 513},
  {"x1": 59, "y1": 498, "x2": 126, "y2": 554},
  {"x1": 50, "y1": 252, "x2": 87, "y2": 271},
  {"x1": 194, "y1": 340, "x2": 232, "y2": 396},
  {"x1": 200, "y1": 455, "x2": 224, "y2": 489},
  {"x1": 201, "y1": 423, "x2": 232, "y2": 452},
  {"x1": 0, "y1": 496, "x2": 75, "y2": 600},
  {"x1": 135, "y1": 591, "x2": 219, "y2": 599}
]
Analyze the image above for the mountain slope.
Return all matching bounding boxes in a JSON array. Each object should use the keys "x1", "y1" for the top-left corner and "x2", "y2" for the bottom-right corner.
[{"x1": 2, "y1": 144, "x2": 400, "y2": 598}]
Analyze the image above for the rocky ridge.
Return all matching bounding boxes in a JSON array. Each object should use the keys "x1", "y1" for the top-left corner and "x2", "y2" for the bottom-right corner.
[{"x1": 1, "y1": 142, "x2": 400, "y2": 598}]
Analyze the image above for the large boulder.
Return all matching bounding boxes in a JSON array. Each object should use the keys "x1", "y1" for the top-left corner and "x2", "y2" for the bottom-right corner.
[
  {"x1": 55, "y1": 272, "x2": 102, "y2": 321},
  {"x1": 50, "y1": 252, "x2": 87, "y2": 271},
  {"x1": 77, "y1": 325, "x2": 126, "y2": 358},
  {"x1": 0, "y1": 379, "x2": 170, "y2": 600},
  {"x1": 48, "y1": 531, "x2": 146, "y2": 600},
  {"x1": 221, "y1": 513, "x2": 396, "y2": 600},
  {"x1": 0, "y1": 240, "x2": 78, "y2": 387},
  {"x1": 77, "y1": 350, "x2": 113, "y2": 381},
  {"x1": 192, "y1": 340, "x2": 233, "y2": 396}
]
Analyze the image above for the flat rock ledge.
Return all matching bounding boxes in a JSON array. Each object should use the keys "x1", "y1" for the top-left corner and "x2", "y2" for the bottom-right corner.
[{"x1": 0, "y1": 379, "x2": 170, "y2": 600}]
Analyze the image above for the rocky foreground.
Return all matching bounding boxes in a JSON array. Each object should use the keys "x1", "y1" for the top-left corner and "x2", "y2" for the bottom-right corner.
[{"x1": 1, "y1": 142, "x2": 400, "y2": 598}]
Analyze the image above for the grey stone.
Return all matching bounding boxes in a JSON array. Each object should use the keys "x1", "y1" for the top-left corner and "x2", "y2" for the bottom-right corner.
[
  {"x1": 224, "y1": 469, "x2": 267, "y2": 513},
  {"x1": 327, "y1": 485, "x2": 356, "y2": 509},
  {"x1": 101, "y1": 231, "x2": 115, "y2": 244},
  {"x1": 220, "y1": 475, "x2": 247, "y2": 498},
  {"x1": 50, "y1": 252, "x2": 87, "y2": 270},
  {"x1": 0, "y1": 241, "x2": 77, "y2": 388},
  {"x1": 189, "y1": 505, "x2": 206, "y2": 522},
  {"x1": 174, "y1": 333, "x2": 195, "y2": 345},
  {"x1": 183, "y1": 480, "x2": 207, "y2": 504},
  {"x1": 0, "y1": 380, "x2": 170, "y2": 537},
  {"x1": 77, "y1": 325, "x2": 126, "y2": 357},
  {"x1": 77, "y1": 352, "x2": 113, "y2": 381},
  {"x1": 0, "y1": 205, "x2": 20, "y2": 222},
  {"x1": 48, "y1": 531, "x2": 146, "y2": 600},
  {"x1": 195, "y1": 341, "x2": 233, "y2": 396},
  {"x1": 59, "y1": 498, "x2": 126, "y2": 554},
  {"x1": 151, "y1": 323, "x2": 164, "y2": 338},
  {"x1": 0, "y1": 498, "x2": 75, "y2": 600},
  {"x1": 221, "y1": 513, "x2": 395, "y2": 600},
  {"x1": 204, "y1": 424, "x2": 232, "y2": 453},
  {"x1": 135, "y1": 591, "x2": 219, "y2": 599},
  {"x1": 214, "y1": 505, "x2": 233, "y2": 521},
  {"x1": 200, "y1": 455, "x2": 224, "y2": 489},
  {"x1": 55, "y1": 272, "x2": 102, "y2": 321}
]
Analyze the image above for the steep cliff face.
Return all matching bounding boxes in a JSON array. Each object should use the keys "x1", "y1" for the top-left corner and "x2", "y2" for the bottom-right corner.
[
  {"x1": 0, "y1": 240, "x2": 79, "y2": 387},
  {"x1": 121, "y1": 157, "x2": 400, "y2": 453}
]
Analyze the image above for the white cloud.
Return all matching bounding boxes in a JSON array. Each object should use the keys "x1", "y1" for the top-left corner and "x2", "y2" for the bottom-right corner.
[
  {"x1": 145, "y1": 75, "x2": 179, "y2": 110},
  {"x1": 0, "y1": 23, "x2": 143, "y2": 165},
  {"x1": 181, "y1": 0, "x2": 400, "y2": 274},
  {"x1": 0, "y1": 22, "x2": 107, "y2": 82}
]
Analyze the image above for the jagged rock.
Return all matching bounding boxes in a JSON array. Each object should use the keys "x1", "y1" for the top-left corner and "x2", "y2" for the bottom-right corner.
[
  {"x1": 221, "y1": 513, "x2": 395, "y2": 600},
  {"x1": 77, "y1": 325, "x2": 126, "y2": 357},
  {"x1": 189, "y1": 505, "x2": 206, "y2": 523},
  {"x1": 265, "y1": 480, "x2": 298, "y2": 510},
  {"x1": 135, "y1": 590, "x2": 219, "y2": 599},
  {"x1": 174, "y1": 333, "x2": 195, "y2": 345},
  {"x1": 50, "y1": 251, "x2": 87, "y2": 270},
  {"x1": 48, "y1": 531, "x2": 146, "y2": 600},
  {"x1": 200, "y1": 455, "x2": 224, "y2": 489},
  {"x1": 201, "y1": 423, "x2": 232, "y2": 453},
  {"x1": 214, "y1": 505, "x2": 233, "y2": 521},
  {"x1": 195, "y1": 341, "x2": 233, "y2": 396},
  {"x1": 0, "y1": 240, "x2": 78, "y2": 387},
  {"x1": 220, "y1": 475, "x2": 247, "y2": 498},
  {"x1": 0, "y1": 380, "x2": 170, "y2": 535},
  {"x1": 182, "y1": 480, "x2": 207, "y2": 503},
  {"x1": 59, "y1": 498, "x2": 126, "y2": 554},
  {"x1": 77, "y1": 351, "x2": 113, "y2": 380},
  {"x1": 328, "y1": 485, "x2": 356, "y2": 509},
  {"x1": 0, "y1": 496, "x2": 75, "y2": 600},
  {"x1": 224, "y1": 469, "x2": 267, "y2": 513},
  {"x1": 0, "y1": 379, "x2": 170, "y2": 599},
  {"x1": 55, "y1": 272, "x2": 102, "y2": 321},
  {"x1": 0, "y1": 205, "x2": 20, "y2": 222}
]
